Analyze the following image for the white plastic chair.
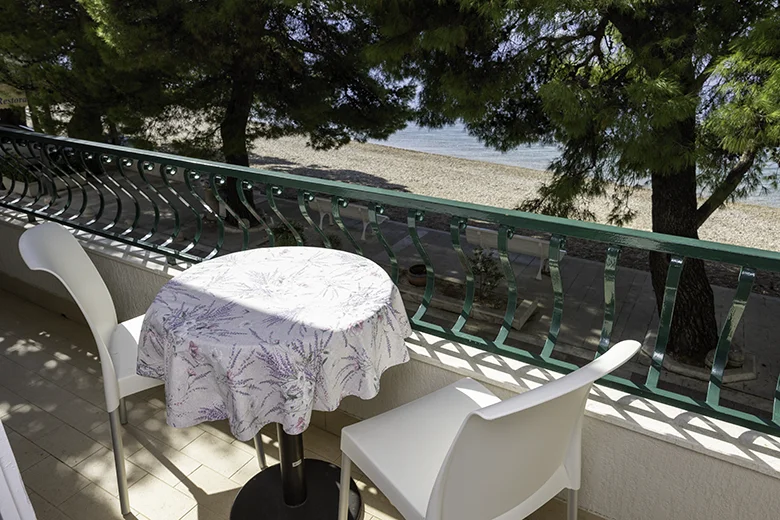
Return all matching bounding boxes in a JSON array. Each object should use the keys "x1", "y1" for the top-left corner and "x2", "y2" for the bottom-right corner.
[
  {"x1": 18, "y1": 222, "x2": 163, "y2": 516},
  {"x1": 337, "y1": 339, "x2": 642, "y2": 520}
]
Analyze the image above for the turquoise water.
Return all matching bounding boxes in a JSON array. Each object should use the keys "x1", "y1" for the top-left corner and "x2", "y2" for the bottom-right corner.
[{"x1": 372, "y1": 123, "x2": 780, "y2": 208}]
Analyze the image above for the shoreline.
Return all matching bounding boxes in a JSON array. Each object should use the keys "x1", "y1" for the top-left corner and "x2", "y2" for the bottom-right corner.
[{"x1": 250, "y1": 136, "x2": 780, "y2": 254}]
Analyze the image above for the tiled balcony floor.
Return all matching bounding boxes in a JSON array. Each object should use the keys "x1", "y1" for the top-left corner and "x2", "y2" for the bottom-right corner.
[
  {"x1": 0, "y1": 288, "x2": 585, "y2": 520},
  {"x1": 0, "y1": 288, "x2": 406, "y2": 520}
]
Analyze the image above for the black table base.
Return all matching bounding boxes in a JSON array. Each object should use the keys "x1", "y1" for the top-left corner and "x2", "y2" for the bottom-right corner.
[{"x1": 230, "y1": 426, "x2": 363, "y2": 520}]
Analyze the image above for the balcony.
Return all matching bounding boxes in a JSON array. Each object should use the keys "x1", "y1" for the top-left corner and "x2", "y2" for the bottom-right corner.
[{"x1": 2, "y1": 127, "x2": 780, "y2": 520}]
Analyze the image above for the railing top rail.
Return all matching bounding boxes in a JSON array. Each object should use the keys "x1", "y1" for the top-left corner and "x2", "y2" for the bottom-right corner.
[{"x1": 4, "y1": 127, "x2": 780, "y2": 270}]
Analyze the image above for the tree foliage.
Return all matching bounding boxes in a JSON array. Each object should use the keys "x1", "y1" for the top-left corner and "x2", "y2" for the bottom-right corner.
[
  {"x1": 363, "y1": 0, "x2": 780, "y2": 362},
  {"x1": 0, "y1": 0, "x2": 167, "y2": 140},
  {"x1": 82, "y1": 0, "x2": 414, "y2": 164},
  {"x1": 366, "y1": 0, "x2": 779, "y2": 225}
]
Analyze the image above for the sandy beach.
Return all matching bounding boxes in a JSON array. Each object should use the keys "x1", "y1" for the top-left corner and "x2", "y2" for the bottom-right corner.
[{"x1": 250, "y1": 136, "x2": 780, "y2": 253}]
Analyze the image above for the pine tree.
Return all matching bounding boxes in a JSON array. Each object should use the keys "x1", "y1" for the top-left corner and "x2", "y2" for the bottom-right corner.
[
  {"x1": 83, "y1": 0, "x2": 413, "y2": 216},
  {"x1": 0, "y1": 0, "x2": 168, "y2": 140},
  {"x1": 366, "y1": 0, "x2": 780, "y2": 364}
]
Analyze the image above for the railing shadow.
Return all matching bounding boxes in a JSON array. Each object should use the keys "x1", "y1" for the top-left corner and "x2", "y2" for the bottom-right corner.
[
  {"x1": 405, "y1": 330, "x2": 780, "y2": 479},
  {"x1": 125, "y1": 421, "x2": 248, "y2": 519}
]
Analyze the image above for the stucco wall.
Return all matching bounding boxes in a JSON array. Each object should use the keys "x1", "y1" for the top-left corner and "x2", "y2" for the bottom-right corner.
[
  {"x1": 0, "y1": 214, "x2": 178, "y2": 322},
  {"x1": 2, "y1": 209, "x2": 779, "y2": 520}
]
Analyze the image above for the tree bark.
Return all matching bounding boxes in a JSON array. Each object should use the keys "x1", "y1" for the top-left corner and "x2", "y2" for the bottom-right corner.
[
  {"x1": 612, "y1": 0, "x2": 719, "y2": 365},
  {"x1": 219, "y1": 60, "x2": 257, "y2": 221},
  {"x1": 649, "y1": 131, "x2": 719, "y2": 365},
  {"x1": 66, "y1": 104, "x2": 103, "y2": 141},
  {"x1": 67, "y1": 104, "x2": 104, "y2": 176}
]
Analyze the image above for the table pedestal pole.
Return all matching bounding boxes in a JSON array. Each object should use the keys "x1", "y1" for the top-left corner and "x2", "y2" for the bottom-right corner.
[
  {"x1": 230, "y1": 425, "x2": 363, "y2": 520},
  {"x1": 278, "y1": 425, "x2": 306, "y2": 505}
]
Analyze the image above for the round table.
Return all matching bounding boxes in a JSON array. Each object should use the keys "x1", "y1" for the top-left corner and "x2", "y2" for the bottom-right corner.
[{"x1": 137, "y1": 247, "x2": 412, "y2": 519}]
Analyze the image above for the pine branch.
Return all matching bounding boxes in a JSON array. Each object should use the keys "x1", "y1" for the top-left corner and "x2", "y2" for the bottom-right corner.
[{"x1": 695, "y1": 149, "x2": 757, "y2": 228}]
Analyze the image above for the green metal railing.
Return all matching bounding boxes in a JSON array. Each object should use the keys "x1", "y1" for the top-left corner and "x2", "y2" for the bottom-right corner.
[{"x1": 3, "y1": 127, "x2": 780, "y2": 434}]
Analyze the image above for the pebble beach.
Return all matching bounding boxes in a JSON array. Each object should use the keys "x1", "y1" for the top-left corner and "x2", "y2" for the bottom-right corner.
[{"x1": 250, "y1": 136, "x2": 780, "y2": 254}]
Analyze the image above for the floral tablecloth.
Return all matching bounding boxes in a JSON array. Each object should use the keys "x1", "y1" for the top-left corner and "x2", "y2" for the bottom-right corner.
[{"x1": 137, "y1": 247, "x2": 411, "y2": 441}]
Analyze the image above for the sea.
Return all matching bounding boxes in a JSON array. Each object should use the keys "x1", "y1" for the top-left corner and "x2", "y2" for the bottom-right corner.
[{"x1": 371, "y1": 123, "x2": 780, "y2": 208}]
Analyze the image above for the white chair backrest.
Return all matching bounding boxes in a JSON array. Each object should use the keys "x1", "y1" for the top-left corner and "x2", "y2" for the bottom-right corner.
[
  {"x1": 427, "y1": 340, "x2": 642, "y2": 520},
  {"x1": 18, "y1": 223, "x2": 119, "y2": 389}
]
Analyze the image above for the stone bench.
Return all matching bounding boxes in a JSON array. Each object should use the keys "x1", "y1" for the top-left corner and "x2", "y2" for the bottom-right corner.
[
  {"x1": 465, "y1": 225, "x2": 563, "y2": 280},
  {"x1": 310, "y1": 197, "x2": 389, "y2": 241}
]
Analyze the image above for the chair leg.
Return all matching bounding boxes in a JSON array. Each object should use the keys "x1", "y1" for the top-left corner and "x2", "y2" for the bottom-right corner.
[
  {"x1": 118, "y1": 397, "x2": 128, "y2": 425},
  {"x1": 253, "y1": 432, "x2": 267, "y2": 470},
  {"x1": 108, "y1": 408, "x2": 131, "y2": 515},
  {"x1": 337, "y1": 453, "x2": 352, "y2": 520},
  {"x1": 567, "y1": 489, "x2": 578, "y2": 520}
]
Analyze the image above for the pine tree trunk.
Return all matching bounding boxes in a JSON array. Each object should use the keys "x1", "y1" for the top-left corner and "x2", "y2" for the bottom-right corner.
[
  {"x1": 611, "y1": 0, "x2": 718, "y2": 365},
  {"x1": 66, "y1": 104, "x2": 103, "y2": 141},
  {"x1": 219, "y1": 62, "x2": 256, "y2": 221},
  {"x1": 66, "y1": 105, "x2": 104, "y2": 177},
  {"x1": 649, "y1": 129, "x2": 718, "y2": 365}
]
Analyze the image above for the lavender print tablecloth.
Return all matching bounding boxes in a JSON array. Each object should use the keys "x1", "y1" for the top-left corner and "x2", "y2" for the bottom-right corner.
[{"x1": 137, "y1": 247, "x2": 412, "y2": 441}]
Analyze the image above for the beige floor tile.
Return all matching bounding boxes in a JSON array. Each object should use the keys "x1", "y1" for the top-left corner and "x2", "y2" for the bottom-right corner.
[
  {"x1": 35, "y1": 423, "x2": 104, "y2": 467},
  {"x1": 22, "y1": 456, "x2": 91, "y2": 506},
  {"x1": 3, "y1": 402, "x2": 65, "y2": 439},
  {"x1": 0, "y1": 356, "x2": 32, "y2": 395},
  {"x1": 302, "y1": 426, "x2": 342, "y2": 462},
  {"x1": 128, "y1": 474, "x2": 197, "y2": 520},
  {"x1": 310, "y1": 410, "x2": 326, "y2": 429},
  {"x1": 305, "y1": 449, "x2": 333, "y2": 462},
  {"x1": 229, "y1": 459, "x2": 263, "y2": 486},
  {"x1": 324, "y1": 409, "x2": 360, "y2": 436},
  {"x1": 365, "y1": 507, "x2": 403, "y2": 520},
  {"x1": 59, "y1": 483, "x2": 149, "y2": 520},
  {"x1": 130, "y1": 385, "x2": 166, "y2": 410},
  {"x1": 181, "y1": 431, "x2": 253, "y2": 478},
  {"x1": 10, "y1": 371, "x2": 71, "y2": 413},
  {"x1": 181, "y1": 505, "x2": 229, "y2": 520},
  {"x1": 49, "y1": 395, "x2": 107, "y2": 434},
  {"x1": 228, "y1": 451, "x2": 337, "y2": 488},
  {"x1": 195, "y1": 419, "x2": 237, "y2": 444},
  {"x1": 174, "y1": 465, "x2": 242, "y2": 516},
  {"x1": 27, "y1": 490, "x2": 72, "y2": 520},
  {"x1": 87, "y1": 419, "x2": 145, "y2": 457},
  {"x1": 132, "y1": 408, "x2": 204, "y2": 450},
  {"x1": 73, "y1": 447, "x2": 147, "y2": 497},
  {"x1": 527, "y1": 498, "x2": 605, "y2": 520},
  {"x1": 231, "y1": 435, "x2": 267, "y2": 456},
  {"x1": 49, "y1": 339, "x2": 102, "y2": 378},
  {"x1": 127, "y1": 436, "x2": 202, "y2": 486},
  {"x1": 123, "y1": 399, "x2": 160, "y2": 425},
  {"x1": 1, "y1": 336, "x2": 56, "y2": 373},
  {"x1": 0, "y1": 384, "x2": 28, "y2": 418},
  {"x1": 353, "y1": 473, "x2": 403, "y2": 520},
  {"x1": 6, "y1": 429, "x2": 49, "y2": 471},
  {"x1": 37, "y1": 357, "x2": 79, "y2": 389},
  {"x1": 64, "y1": 371, "x2": 107, "y2": 409},
  {"x1": 231, "y1": 430, "x2": 280, "y2": 466}
]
